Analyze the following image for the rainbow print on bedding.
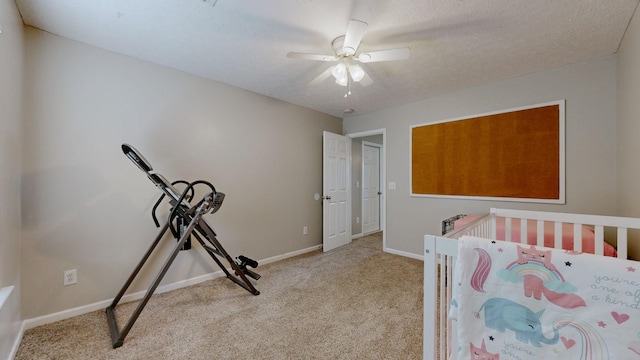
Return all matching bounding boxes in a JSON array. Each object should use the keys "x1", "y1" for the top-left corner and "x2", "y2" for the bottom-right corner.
[{"x1": 451, "y1": 236, "x2": 640, "y2": 359}]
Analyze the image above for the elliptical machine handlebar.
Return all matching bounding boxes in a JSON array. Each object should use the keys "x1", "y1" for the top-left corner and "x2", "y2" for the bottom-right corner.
[
  {"x1": 122, "y1": 144, "x2": 153, "y2": 173},
  {"x1": 122, "y1": 144, "x2": 223, "y2": 227}
]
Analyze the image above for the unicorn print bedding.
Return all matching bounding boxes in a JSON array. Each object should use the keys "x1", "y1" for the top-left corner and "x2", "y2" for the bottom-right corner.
[{"x1": 451, "y1": 235, "x2": 640, "y2": 359}]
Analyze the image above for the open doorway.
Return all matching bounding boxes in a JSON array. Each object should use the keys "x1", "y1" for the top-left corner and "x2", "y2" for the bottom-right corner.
[{"x1": 347, "y1": 129, "x2": 386, "y2": 251}]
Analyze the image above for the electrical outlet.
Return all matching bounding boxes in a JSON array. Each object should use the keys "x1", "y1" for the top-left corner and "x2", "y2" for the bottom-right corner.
[
  {"x1": 303, "y1": 226, "x2": 308, "y2": 235},
  {"x1": 356, "y1": 217, "x2": 360, "y2": 224},
  {"x1": 64, "y1": 269, "x2": 77, "y2": 286}
]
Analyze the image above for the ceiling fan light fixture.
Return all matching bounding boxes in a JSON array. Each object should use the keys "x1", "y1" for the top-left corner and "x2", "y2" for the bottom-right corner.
[
  {"x1": 349, "y1": 64, "x2": 365, "y2": 82},
  {"x1": 332, "y1": 62, "x2": 347, "y2": 80},
  {"x1": 289, "y1": 19, "x2": 410, "y2": 91}
]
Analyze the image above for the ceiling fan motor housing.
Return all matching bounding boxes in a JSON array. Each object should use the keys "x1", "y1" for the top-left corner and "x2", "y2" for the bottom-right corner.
[{"x1": 332, "y1": 35, "x2": 351, "y2": 57}]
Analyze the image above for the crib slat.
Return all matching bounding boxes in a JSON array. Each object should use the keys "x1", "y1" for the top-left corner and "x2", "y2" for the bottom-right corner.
[
  {"x1": 505, "y1": 217, "x2": 512, "y2": 242},
  {"x1": 447, "y1": 256, "x2": 455, "y2": 359},
  {"x1": 479, "y1": 220, "x2": 489, "y2": 238},
  {"x1": 595, "y1": 225, "x2": 604, "y2": 255},
  {"x1": 438, "y1": 256, "x2": 446, "y2": 360},
  {"x1": 554, "y1": 221, "x2": 562, "y2": 249},
  {"x1": 617, "y1": 228, "x2": 628, "y2": 259},
  {"x1": 520, "y1": 218, "x2": 527, "y2": 244},
  {"x1": 491, "y1": 216, "x2": 497, "y2": 240},
  {"x1": 424, "y1": 235, "x2": 439, "y2": 360},
  {"x1": 573, "y1": 223, "x2": 582, "y2": 252},
  {"x1": 536, "y1": 220, "x2": 544, "y2": 247}
]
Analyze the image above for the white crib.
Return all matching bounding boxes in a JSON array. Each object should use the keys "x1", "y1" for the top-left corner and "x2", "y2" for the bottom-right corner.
[{"x1": 423, "y1": 208, "x2": 640, "y2": 360}]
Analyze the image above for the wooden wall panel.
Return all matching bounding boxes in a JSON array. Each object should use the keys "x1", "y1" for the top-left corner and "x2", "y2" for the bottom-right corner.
[{"x1": 411, "y1": 102, "x2": 563, "y2": 202}]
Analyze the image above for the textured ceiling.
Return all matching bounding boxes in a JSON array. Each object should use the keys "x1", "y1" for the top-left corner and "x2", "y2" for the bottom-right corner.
[{"x1": 15, "y1": 0, "x2": 640, "y2": 118}]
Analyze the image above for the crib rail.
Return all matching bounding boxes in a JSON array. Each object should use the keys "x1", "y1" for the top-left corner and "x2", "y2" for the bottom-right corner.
[
  {"x1": 443, "y1": 213, "x2": 492, "y2": 239},
  {"x1": 443, "y1": 208, "x2": 640, "y2": 259},
  {"x1": 490, "y1": 208, "x2": 640, "y2": 259},
  {"x1": 424, "y1": 235, "x2": 459, "y2": 360}
]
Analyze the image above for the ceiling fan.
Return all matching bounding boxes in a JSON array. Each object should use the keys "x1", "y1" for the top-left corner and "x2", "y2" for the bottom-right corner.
[{"x1": 287, "y1": 19, "x2": 411, "y2": 96}]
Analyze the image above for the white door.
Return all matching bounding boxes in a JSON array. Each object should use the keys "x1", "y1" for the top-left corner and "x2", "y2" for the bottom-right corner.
[
  {"x1": 322, "y1": 131, "x2": 351, "y2": 252},
  {"x1": 362, "y1": 143, "x2": 381, "y2": 234}
]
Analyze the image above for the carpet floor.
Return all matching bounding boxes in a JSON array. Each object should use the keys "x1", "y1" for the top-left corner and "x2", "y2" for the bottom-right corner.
[{"x1": 15, "y1": 232, "x2": 423, "y2": 359}]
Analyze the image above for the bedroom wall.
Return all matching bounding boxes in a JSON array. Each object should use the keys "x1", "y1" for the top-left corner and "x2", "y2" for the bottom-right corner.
[
  {"x1": 617, "y1": 1, "x2": 640, "y2": 260},
  {"x1": 21, "y1": 27, "x2": 342, "y2": 319},
  {"x1": 0, "y1": 0, "x2": 24, "y2": 356},
  {"x1": 344, "y1": 56, "x2": 618, "y2": 257}
]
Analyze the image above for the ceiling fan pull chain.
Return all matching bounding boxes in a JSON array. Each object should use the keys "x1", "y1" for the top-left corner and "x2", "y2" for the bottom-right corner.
[{"x1": 345, "y1": 76, "x2": 351, "y2": 98}]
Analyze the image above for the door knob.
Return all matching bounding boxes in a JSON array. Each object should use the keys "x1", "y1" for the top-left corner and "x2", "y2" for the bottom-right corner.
[
  {"x1": 377, "y1": 192, "x2": 382, "y2": 195},
  {"x1": 322, "y1": 195, "x2": 332, "y2": 200}
]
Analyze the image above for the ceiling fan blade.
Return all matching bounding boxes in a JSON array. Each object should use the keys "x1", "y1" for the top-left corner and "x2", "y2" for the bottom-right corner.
[
  {"x1": 357, "y1": 47, "x2": 411, "y2": 63},
  {"x1": 343, "y1": 19, "x2": 368, "y2": 55},
  {"x1": 287, "y1": 52, "x2": 338, "y2": 62},
  {"x1": 359, "y1": 72, "x2": 373, "y2": 87},
  {"x1": 309, "y1": 66, "x2": 335, "y2": 86}
]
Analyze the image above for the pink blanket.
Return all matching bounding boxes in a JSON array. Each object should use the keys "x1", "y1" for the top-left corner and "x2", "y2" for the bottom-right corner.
[{"x1": 454, "y1": 215, "x2": 617, "y2": 257}]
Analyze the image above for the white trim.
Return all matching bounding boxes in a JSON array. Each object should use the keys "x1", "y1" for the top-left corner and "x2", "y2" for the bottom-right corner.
[
  {"x1": 258, "y1": 245, "x2": 322, "y2": 265},
  {"x1": 1, "y1": 286, "x2": 23, "y2": 360},
  {"x1": 384, "y1": 247, "x2": 424, "y2": 261},
  {"x1": 361, "y1": 141, "x2": 382, "y2": 147},
  {"x1": 346, "y1": 128, "x2": 387, "y2": 251},
  {"x1": 409, "y1": 100, "x2": 566, "y2": 204},
  {"x1": 22, "y1": 245, "x2": 321, "y2": 330},
  {"x1": 8, "y1": 322, "x2": 25, "y2": 360},
  {"x1": 409, "y1": 193, "x2": 563, "y2": 204}
]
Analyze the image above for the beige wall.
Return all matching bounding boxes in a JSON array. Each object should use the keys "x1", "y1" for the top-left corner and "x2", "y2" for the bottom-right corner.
[
  {"x1": 21, "y1": 28, "x2": 341, "y2": 319},
  {"x1": 344, "y1": 56, "x2": 618, "y2": 257},
  {"x1": 617, "y1": 5, "x2": 640, "y2": 259},
  {"x1": 0, "y1": 0, "x2": 24, "y2": 356},
  {"x1": 11, "y1": 2, "x2": 640, "y2": 325}
]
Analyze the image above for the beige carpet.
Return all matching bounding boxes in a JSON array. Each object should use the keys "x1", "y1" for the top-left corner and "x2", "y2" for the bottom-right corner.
[{"x1": 15, "y1": 232, "x2": 423, "y2": 359}]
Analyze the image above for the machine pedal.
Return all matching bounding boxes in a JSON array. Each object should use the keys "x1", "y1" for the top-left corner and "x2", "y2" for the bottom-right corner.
[
  {"x1": 235, "y1": 255, "x2": 261, "y2": 280},
  {"x1": 243, "y1": 268, "x2": 261, "y2": 280}
]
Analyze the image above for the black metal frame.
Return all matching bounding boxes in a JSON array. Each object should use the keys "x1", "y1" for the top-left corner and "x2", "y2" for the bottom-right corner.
[{"x1": 106, "y1": 144, "x2": 260, "y2": 348}]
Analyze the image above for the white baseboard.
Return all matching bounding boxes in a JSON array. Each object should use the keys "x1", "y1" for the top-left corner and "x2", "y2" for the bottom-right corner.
[
  {"x1": 7, "y1": 321, "x2": 25, "y2": 360},
  {"x1": 258, "y1": 245, "x2": 321, "y2": 265},
  {"x1": 384, "y1": 247, "x2": 424, "y2": 261},
  {"x1": 23, "y1": 270, "x2": 227, "y2": 331},
  {"x1": 1, "y1": 286, "x2": 23, "y2": 360},
  {"x1": 351, "y1": 233, "x2": 363, "y2": 239},
  {"x1": 23, "y1": 244, "x2": 322, "y2": 331}
]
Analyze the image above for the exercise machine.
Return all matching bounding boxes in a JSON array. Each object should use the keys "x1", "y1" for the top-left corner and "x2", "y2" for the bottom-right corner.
[{"x1": 106, "y1": 144, "x2": 260, "y2": 348}]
